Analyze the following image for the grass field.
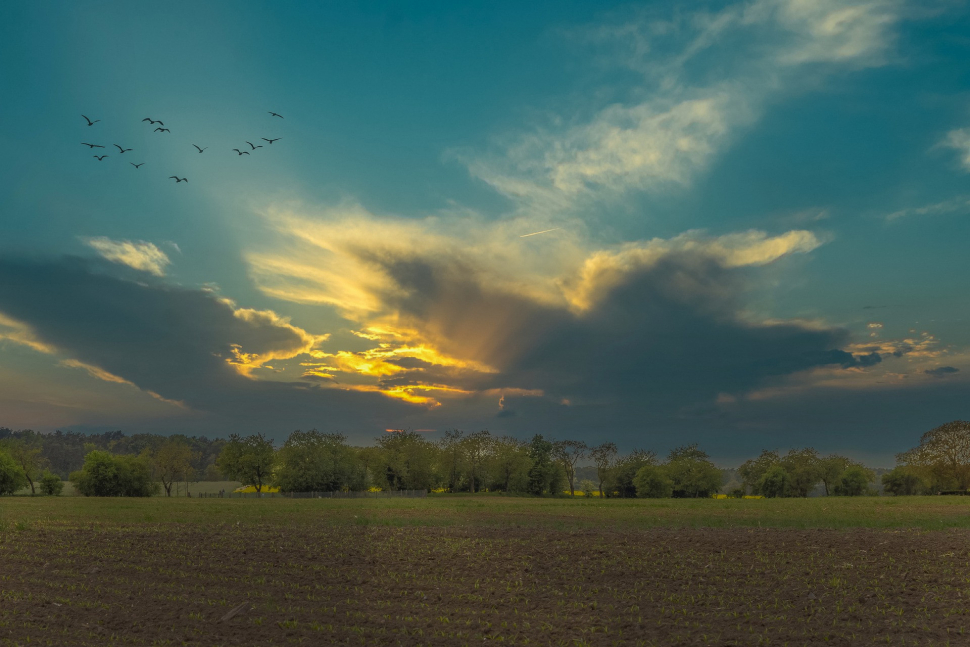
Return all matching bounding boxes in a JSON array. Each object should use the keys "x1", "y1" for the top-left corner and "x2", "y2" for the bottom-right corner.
[{"x1": 3, "y1": 496, "x2": 970, "y2": 646}]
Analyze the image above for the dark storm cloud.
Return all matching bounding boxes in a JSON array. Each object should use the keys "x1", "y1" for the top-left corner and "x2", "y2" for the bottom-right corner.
[
  {"x1": 0, "y1": 256, "x2": 410, "y2": 436},
  {"x1": 925, "y1": 366, "x2": 960, "y2": 378},
  {"x1": 369, "y1": 249, "x2": 864, "y2": 410}
]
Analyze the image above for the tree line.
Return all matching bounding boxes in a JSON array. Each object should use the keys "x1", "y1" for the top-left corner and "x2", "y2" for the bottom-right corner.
[{"x1": 2, "y1": 421, "x2": 969, "y2": 497}]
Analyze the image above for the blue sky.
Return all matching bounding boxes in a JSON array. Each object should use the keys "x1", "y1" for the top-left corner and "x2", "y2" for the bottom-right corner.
[{"x1": 2, "y1": 0, "x2": 970, "y2": 463}]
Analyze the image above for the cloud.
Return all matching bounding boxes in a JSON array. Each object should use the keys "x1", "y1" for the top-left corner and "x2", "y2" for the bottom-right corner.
[
  {"x1": 462, "y1": 0, "x2": 908, "y2": 211},
  {"x1": 925, "y1": 366, "x2": 959, "y2": 378},
  {"x1": 244, "y1": 206, "x2": 866, "y2": 415},
  {"x1": 0, "y1": 256, "x2": 412, "y2": 433},
  {"x1": 82, "y1": 237, "x2": 171, "y2": 276},
  {"x1": 884, "y1": 195, "x2": 970, "y2": 221},
  {"x1": 942, "y1": 128, "x2": 970, "y2": 172}
]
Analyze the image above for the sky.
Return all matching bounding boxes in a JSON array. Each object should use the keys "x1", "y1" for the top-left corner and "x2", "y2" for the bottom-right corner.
[{"x1": 1, "y1": 0, "x2": 970, "y2": 464}]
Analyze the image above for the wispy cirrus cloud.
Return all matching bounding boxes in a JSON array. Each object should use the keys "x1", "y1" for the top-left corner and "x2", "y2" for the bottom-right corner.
[
  {"x1": 942, "y1": 128, "x2": 970, "y2": 172},
  {"x1": 82, "y1": 237, "x2": 171, "y2": 276},
  {"x1": 462, "y1": 0, "x2": 909, "y2": 213}
]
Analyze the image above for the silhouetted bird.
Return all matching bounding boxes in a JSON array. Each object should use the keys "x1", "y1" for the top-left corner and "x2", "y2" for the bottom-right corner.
[
  {"x1": 93, "y1": 155, "x2": 108, "y2": 160},
  {"x1": 232, "y1": 149, "x2": 250, "y2": 156},
  {"x1": 192, "y1": 144, "x2": 208, "y2": 153},
  {"x1": 131, "y1": 163, "x2": 144, "y2": 168},
  {"x1": 82, "y1": 115, "x2": 100, "y2": 126},
  {"x1": 268, "y1": 112, "x2": 283, "y2": 118},
  {"x1": 154, "y1": 127, "x2": 171, "y2": 133},
  {"x1": 246, "y1": 141, "x2": 263, "y2": 150},
  {"x1": 142, "y1": 118, "x2": 164, "y2": 125},
  {"x1": 169, "y1": 176, "x2": 188, "y2": 183},
  {"x1": 262, "y1": 138, "x2": 281, "y2": 144},
  {"x1": 114, "y1": 144, "x2": 132, "y2": 153},
  {"x1": 81, "y1": 142, "x2": 104, "y2": 149}
]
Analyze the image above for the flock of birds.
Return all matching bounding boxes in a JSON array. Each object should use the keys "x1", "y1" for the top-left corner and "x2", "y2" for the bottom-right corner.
[{"x1": 79, "y1": 112, "x2": 284, "y2": 183}]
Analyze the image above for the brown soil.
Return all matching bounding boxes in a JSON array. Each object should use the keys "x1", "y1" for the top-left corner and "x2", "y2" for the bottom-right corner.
[{"x1": 2, "y1": 525, "x2": 969, "y2": 646}]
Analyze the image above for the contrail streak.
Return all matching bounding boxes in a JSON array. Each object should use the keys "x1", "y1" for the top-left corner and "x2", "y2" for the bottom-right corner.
[{"x1": 519, "y1": 227, "x2": 561, "y2": 238}]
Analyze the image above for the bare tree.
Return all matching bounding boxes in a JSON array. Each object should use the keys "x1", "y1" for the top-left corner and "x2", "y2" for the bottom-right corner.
[{"x1": 154, "y1": 439, "x2": 195, "y2": 497}]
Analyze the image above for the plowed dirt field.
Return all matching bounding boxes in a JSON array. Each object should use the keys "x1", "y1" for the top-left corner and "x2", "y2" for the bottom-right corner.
[{"x1": 3, "y1": 519, "x2": 970, "y2": 646}]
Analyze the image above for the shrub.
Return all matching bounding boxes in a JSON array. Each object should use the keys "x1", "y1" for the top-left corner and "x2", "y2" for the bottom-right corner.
[
  {"x1": 71, "y1": 451, "x2": 158, "y2": 497},
  {"x1": 633, "y1": 465, "x2": 673, "y2": 498},
  {"x1": 39, "y1": 470, "x2": 64, "y2": 496},
  {"x1": 0, "y1": 451, "x2": 28, "y2": 495}
]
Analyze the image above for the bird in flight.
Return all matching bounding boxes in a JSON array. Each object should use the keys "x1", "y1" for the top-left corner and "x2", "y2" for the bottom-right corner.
[
  {"x1": 268, "y1": 111, "x2": 283, "y2": 118},
  {"x1": 81, "y1": 142, "x2": 104, "y2": 149},
  {"x1": 192, "y1": 145, "x2": 208, "y2": 153},
  {"x1": 142, "y1": 118, "x2": 164, "y2": 125},
  {"x1": 131, "y1": 163, "x2": 144, "y2": 168},
  {"x1": 245, "y1": 141, "x2": 263, "y2": 150},
  {"x1": 82, "y1": 115, "x2": 100, "y2": 126},
  {"x1": 232, "y1": 149, "x2": 251, "y2": 155},
  {"x1": 261, "y1": 137, "x2": 281, "y2": 144},
  {"x1": 154, "y1": 127, "x2": 171, "y2": 133},
  {"x1": 93, "y1": 155, "x2": 108, "y2": 161},
  {"x1": 114, "y1": 144, "x2": 132, "y2": 153},
  {"x1": 169, "y1": 176, "x2": 188, "y2": 183}
]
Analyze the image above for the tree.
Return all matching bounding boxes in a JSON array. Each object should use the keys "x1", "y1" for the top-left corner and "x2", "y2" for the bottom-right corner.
[
  {"x1": 71, "y1": 450, "x2": 158, "y2": 497},
  {"x1": 368, "y1": 431, "x2": 439, "y2": 491},
  {"x1": 553, "y1": 440, "x2": 588, "y2": 496},
  {"x1": 0, "y1": 450, "x2": 28, "y2": 495},
  {"x1": 758, "y1": 465, "x2": 790, "y2": 498},
  {"x1": 487, "y1": 436, "x2": 531, "y2": 493},
  {"x1": 0, "y1": 435, "x2": 46, "y2": 495},
  {"x1": 882, "y1": 467, "x2": 925, "y2": 496},
  {"x1": 216, "y1": 433, "x2": 275, "y2": 493},
  {"x1": 633, "y1": 464, "x2": 673, "y2": 498},
  {"x1": 460, "y1": 430, "x2": 493, "y2": 493},
  {"x1": 527, "y1": 435, "x2": 563, "y2": 496},
  {"x1": 438, "y1": 430, "x2": 464, "y2": 492},
  {"x1": 154, "y1": 438, "x2": 196, "y2": 497},
  {"x1": 666, "y1": 444, "x2": 722, "y2": 498},
  {"x1": 273, "y1": 430, "x2": 366, "y2": 492},
  {"x1": 833, "y1": 465, "x2": 874, "y2": 496},
  {"x1": 608, "y1": 449, "x2": 657, "y2": 497},
  {"x1": 738, "y1": 450, "x2": 780, "y2": 495},
  {"x1": 39, "y1": 470, "x2": 63, "y2": 496},
  {"x1": 897, "y1": 421, "x2": 970, "y2": 490},
  {"x1": 818, "y1": 455, "x2": 852, "y2": 496},
  {"x1": 779, "y1": 448, "x2": 822, "y2": 497},
  {"x1": 589, "y1": 442, "x2": 618, "y2": 498}
]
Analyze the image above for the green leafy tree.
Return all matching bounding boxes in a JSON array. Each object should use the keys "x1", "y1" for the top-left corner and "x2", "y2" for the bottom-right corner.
[
  {"x1": 0, "y1": 435, "x2": 46, "y2": 495},
  {"x1": 71, "y1": 451, "x2": 158, "y2": 497},
  {"x1": 666, "y1": 444, "x2": 722, "y2": 498},
  {"x1": 39, "y1": 470, "x2": 63, "y2": 496},
  {"x1": 154, "y1": 438, "x2": 196, "y2": 497},
  {"x1": 779, "y1": 448, "x2": 822, "y2": 497},
  {"x1": 633, "y1": 464, "x2": 673, "y2": 498},
  {"x1": 0, "y1": 450, "x2": 28, "y2": 495},
  {"x1": 368, "y1": 431, "x2": 439, "y2": 491},
  {"x1": 738, "y1": 450, "x2": 780, "y2": 495},
  {"x1": 552, "y1": 439, "x2": 588, "y2": 496},
  {"x1": 589, "y1": 442, "x2": 618, "y2": 498},
  {"x1": 437, "y1": 429, "x2": 464, "y2": 492},
  {"x1": 216, "y1": 433, "x2": 276, "y2": 493},
  {"x1": 607, "y1": 449, "x2": 657, "y2": 497},
  {"x1": 881, "y1": 467, "x2": 925, "y2": 496},
  {"x1": 818, "y1": 455, "x2": 852, "y2": 496},
  {"x1": 897, "y1": 421, "x2": 970, "y2": 490},
  {"x1": 833, "y1": 465, "x2": 875, "y2": 496},
  {"x1": 527, "y1": 435, "x2": 563, "y2": 496},
  {"x1": 758, "y1": 464, "x2": 791, "y2": 498},
  {"x1": 273, "y1": 430, "x2": 366, "y2": 492},
  {"x1": 487, "y1": 436, "x2": 531, "y2": 493},
  {"x1": 460, "y1": 430, "x2": 493, "y2": 493}
]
